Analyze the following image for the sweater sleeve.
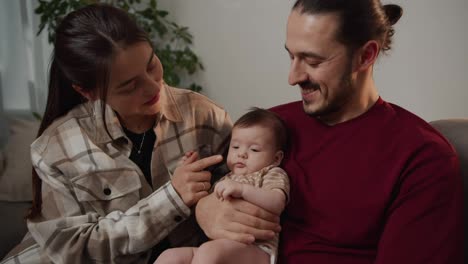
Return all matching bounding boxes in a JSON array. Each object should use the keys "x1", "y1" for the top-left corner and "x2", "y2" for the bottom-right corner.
[
  {"x1": 27, "y1": 147, "x2": 191, "y2": 264},
  {"x1": 375, "y1": 152, "x2": 463, "y2": 263}
]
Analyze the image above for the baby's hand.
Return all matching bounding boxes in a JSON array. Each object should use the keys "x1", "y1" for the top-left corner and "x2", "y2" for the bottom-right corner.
[{"x1": 214, "y1": 179, "x2": 244, "y2": 201}]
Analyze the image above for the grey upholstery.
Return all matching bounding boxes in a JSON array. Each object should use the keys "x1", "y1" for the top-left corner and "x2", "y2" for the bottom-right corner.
[
  {"x1": 0, "y1": 111, "x2": 38, "y2": 260},
  {"x1": 430, "y1": 119, "x2": 468, "y2": 258},
  {"x1": 0, "y1": 201, "x2": 31, "y2": 259}
]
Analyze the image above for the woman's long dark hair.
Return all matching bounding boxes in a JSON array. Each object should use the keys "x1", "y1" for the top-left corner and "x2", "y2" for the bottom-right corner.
[{"x1": 28, "y1": 4, "x2": 150, "y2": 219}]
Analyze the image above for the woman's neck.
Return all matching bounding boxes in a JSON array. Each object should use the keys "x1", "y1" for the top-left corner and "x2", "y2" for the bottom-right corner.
[{"x1": 118, "y1": 114, "x2": 157, "y2": 134}]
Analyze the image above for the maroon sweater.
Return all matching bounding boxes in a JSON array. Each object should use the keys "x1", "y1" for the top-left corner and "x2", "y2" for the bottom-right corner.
[{"x1": 271, "y1": 98, "x2": 463, "y2": 264}]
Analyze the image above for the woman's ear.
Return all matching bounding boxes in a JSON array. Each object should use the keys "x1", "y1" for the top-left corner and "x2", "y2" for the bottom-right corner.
[
  {"x1": 273, "y1": 150, "x2": 284, "y2": 166},
  {"x1": 72, "y1": 84, "x2": 96, "y2": 101}
]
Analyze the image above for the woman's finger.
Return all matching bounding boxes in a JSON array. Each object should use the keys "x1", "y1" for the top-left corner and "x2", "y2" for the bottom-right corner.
[
  {"x1": 182, "y1": 151, "x2": 199, "y2": 165},
  {"x1": 187, "y1": 171, "x2": 212, "y2": 182},
  {"x1": 188, "y1": 155, "x2": 223, "y2": 171},
  {"x1": 199, "y1": 181, "x2": 211, "y2": 192},
  {"x1": 193, "y1": 191, "x2": 209, "y2": 202}
]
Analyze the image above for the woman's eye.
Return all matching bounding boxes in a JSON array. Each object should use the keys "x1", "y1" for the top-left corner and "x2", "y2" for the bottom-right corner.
[
  {"x1": 118, "y1": 87, "x2": 133, "y2": 94},
  {"x1": 148, "y1": 63, "x2": 157, "y2": 72},
  {"x1": 251, "y1": 149, "x2": 259, "y2": 152},
  {"x1": 121, "y1": 85, "x2": 136, "y2": 94},
  {"x1": 231, "y1": 146, "x2": 239, "y2": 149}
]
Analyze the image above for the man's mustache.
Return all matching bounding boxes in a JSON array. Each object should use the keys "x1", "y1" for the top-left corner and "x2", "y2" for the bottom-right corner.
[{"x1": 299, "y1": 81, "x2": 320, "y2": 90}]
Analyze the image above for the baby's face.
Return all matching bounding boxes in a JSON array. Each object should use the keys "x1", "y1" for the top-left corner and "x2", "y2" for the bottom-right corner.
[{"x1": 227, "y1": 125, "x2": 282, "y2": 175}]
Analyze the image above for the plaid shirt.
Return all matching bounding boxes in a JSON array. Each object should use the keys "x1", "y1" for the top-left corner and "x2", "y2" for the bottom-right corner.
[{"x1": 1, "y1": 84, "x2": 232, "y2": 264}]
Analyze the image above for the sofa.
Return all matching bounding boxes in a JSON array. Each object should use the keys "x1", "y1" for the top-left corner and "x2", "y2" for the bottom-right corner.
[
  {"x1": 0, "y1": 114, "x2": 466, "y2": 260},
  {"x1": 0, "y1": 111, "x2": 38, "y2": 259},
  {"x1": 430, "y1": 119, "x2": 468, "y2": 259}
]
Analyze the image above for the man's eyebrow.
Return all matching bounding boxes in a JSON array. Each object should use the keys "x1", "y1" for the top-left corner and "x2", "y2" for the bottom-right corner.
[
  {"x1": 285, "y1": 45, "x2": 327, "y2": 60},
  {"x1": 116, "y1": 49, "x2": 154, "y2": 89}
]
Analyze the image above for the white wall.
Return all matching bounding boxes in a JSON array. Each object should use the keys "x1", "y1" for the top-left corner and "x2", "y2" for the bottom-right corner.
[
  {"x1": 376, "y1": 0, "x2": 468, "y2": 121},
  {"x1": 160, "y1": 0, "x2": 468, "y2": 121},
  {"x1": 2, "y1": 0, "x2": 467, "y2": 121}
]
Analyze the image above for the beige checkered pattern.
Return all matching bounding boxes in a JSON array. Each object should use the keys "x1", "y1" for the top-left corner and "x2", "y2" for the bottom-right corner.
[{"x1": 1, "y1": 84, "x2": 232, "y2": 264}]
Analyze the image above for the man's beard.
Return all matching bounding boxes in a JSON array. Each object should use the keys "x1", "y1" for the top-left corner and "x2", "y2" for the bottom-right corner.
[{"x1": 301, "y1": 69, "x2": 353, "y2": 119}]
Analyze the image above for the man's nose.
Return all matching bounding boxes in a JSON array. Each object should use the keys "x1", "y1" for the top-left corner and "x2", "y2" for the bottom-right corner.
[{"x1": 288, "y1": 59, "x2": 307, "y2": 86}]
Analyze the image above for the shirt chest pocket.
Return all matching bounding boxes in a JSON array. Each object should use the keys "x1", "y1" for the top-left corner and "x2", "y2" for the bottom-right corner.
[{"x1": 72, "y1": 169, "x2": 142, "y2": 214}]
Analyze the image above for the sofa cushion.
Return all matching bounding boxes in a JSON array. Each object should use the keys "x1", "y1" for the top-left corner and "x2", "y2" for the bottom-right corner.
[
  {"x1": 430, "y1": 118, "x2": 468, "y2": 259},
  {"x1": 430, "y1": 119, "x2": 468, "y2": 177},
  {"x1": 0, "y1": 201, "x2": 31, "y2": 260},
  {"x1": 0, "y1": 115, "x2": 8, "y2": 175},
  {"x1": 0, "y1": 112, "x2": 40, "y2": 201},
  {"x1": 0, "y1": 114, "x2": 8, "y2": 150}
]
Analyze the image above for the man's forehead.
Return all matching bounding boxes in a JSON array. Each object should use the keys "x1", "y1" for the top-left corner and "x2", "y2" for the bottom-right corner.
[
  {"x1": 288, "y1": 11, "x2": 341, "y2": 38},
  {"x1": 286, "y1": 10, "x2": 342, "y2": 53}
]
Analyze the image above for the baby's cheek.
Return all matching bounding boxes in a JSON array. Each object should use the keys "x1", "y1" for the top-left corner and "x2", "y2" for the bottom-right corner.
[{"x1": 226, "y1": 158, "x2": 234, "y2": 171}]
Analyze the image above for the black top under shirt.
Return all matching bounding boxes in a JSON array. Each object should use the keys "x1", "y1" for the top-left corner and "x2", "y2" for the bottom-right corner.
[
  {"x1": 122, "y1": 125, "x2": 171, "y2": 263},
  {"x1": 122, "y1": 126, "x2": 156, "y2": 188}
]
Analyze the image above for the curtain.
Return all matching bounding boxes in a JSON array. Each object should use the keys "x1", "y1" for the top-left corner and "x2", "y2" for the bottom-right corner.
[{"x1": 0, "y1": 0, "x2": 50, "y2": 114}]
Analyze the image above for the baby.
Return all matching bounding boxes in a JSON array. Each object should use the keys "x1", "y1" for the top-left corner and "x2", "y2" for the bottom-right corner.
[{"x1": 155, "y1": 107, "x2": 290, "y2": 264}]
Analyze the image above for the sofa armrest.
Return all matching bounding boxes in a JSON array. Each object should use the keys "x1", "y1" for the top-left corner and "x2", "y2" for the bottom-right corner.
[{"x1": 0, "y1": 201, "x2": 31, "y2": 260}]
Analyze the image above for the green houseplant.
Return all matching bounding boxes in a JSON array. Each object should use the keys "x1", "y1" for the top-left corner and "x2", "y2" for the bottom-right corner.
[{"x1": 35, "y1": 0, "x2": 204, "y2": 92}]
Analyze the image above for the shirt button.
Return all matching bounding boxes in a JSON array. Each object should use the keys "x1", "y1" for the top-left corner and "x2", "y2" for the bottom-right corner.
[
  {"x1": 103, "y1": 188, "x2": 111, "y2": 196},
  {"x1": 174, "y1": 215, "x2": 183, "y2": 222}
]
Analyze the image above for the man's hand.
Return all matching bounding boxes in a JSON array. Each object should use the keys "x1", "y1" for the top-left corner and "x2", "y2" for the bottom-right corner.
[
  {"x1": 195, "y1": 193, "x2": 281, "y2": 244},
  {"x1": 214, "y1": 179, "x2": 244, "y2": 200},
  {"x1": 171, "y1": 152, "x2": 223, "y2": 207}
]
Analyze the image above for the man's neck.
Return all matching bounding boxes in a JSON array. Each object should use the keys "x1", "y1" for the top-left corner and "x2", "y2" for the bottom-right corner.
[{"x1": 320, "y1": 70, "x2": 379, "y2": 126}]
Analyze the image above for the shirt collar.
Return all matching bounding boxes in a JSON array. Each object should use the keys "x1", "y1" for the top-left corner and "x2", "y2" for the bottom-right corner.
[
  {"x1": 159, "y1": 82, "x2": 184, "y2": 123},
  {"x1": 88, "y1": 100, "x2": 124, "y2": 144},
  {"x1": 88, "y1": 83, "x2": 184, "y2": 144}
]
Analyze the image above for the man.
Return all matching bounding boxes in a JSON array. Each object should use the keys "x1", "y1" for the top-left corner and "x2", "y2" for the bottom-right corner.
[{"x1": 196, "y1": 1, "x2": 463, "y2": 263}]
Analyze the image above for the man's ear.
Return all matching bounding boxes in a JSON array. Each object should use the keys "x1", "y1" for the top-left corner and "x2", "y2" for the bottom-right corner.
[
  {"x1": 72, "y1": 84, "x2": 96, "y2": 101},
  {"x1": 353, "y1": 40, "x2": 380, "y2": 72},
  {"x1": 273, "y1": 150, "x2": 284, "y2": 166}
]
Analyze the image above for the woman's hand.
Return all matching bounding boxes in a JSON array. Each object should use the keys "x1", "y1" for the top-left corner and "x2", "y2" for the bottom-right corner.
[
  {"x1": 176, "y1": 150, "x2": 195, "y2": 167},
  {"x1": 195, "y1": 194, "x2": 281, "y2": 244},
  {"x1": 171, "y1": 152, "x2": 223, "y2": 207}
]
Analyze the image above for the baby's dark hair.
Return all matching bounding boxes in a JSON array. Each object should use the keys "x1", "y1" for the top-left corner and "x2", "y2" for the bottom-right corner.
[{"x1": 234, "y1": 107, "x2": 288, "y2": 151}]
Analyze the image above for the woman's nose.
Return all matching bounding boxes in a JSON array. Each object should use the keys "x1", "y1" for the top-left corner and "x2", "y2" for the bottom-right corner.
[{"x1": 142, "y1": 78, "x2": 159, "y2": 96}]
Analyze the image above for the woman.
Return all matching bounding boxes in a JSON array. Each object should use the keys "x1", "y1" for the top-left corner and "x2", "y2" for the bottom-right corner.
[{"x1": 1, "y1": 4, "x2": 231, "y2": 264}]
